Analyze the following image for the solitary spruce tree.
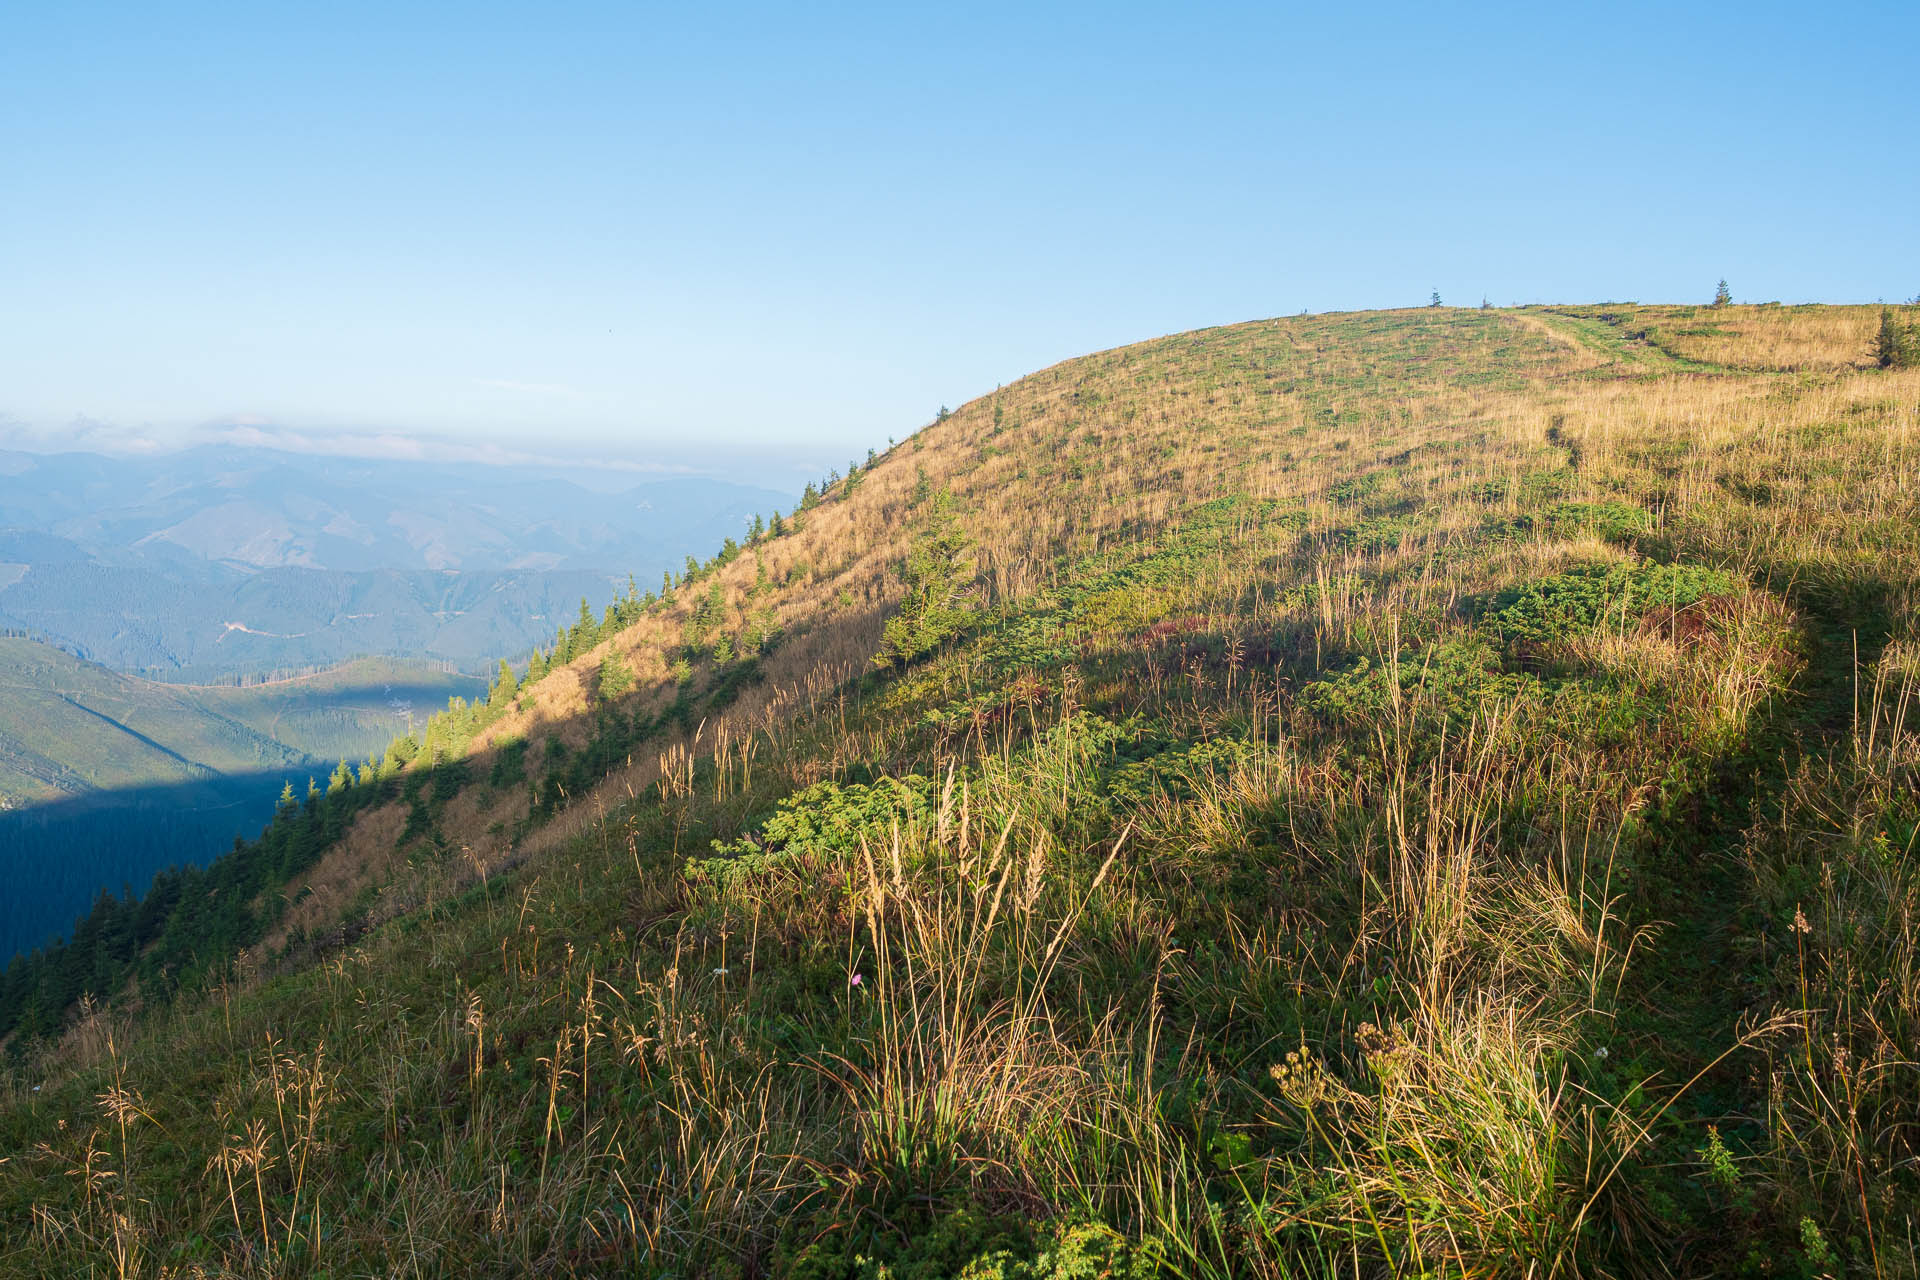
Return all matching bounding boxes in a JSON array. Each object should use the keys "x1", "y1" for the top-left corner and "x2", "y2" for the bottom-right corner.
[
  {"x1": 874, "y1": 489, "x2": 976, "y2": 667},
  {"x1": 1874, "y1": 307, "x2": 1914, "y2": 369},
  {"x1": 597, "y1": 650, "x2": 634, "y2": 702},
  {"x1": 1713, "y1": 279, "x2": 1732, "y2": 307}
]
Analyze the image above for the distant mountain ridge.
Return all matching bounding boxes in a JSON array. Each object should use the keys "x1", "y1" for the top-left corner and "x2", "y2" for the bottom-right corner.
[
  {"x1": 0, "y1": 446, "x2": 794, "y2": 675},
  {"x1": 0, "y1": 445, "x2": 791, "y2": 572},
  {"x1": 0, "y1": 558, "x2": 620, "y2": 678}
]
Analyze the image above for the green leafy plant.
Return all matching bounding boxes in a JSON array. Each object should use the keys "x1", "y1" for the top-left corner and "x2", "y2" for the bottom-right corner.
[{"x1": 1478, "y1": 561, "x2": 1735, "y2": 647}]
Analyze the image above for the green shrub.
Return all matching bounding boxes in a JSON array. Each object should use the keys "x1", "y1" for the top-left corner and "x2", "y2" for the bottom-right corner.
[
  {"x1": 706, "y1": 654, "x2": 762, "y2": 711},
  {"x1": 487, "y1": 737, "x2": 527, "y2": 789}
]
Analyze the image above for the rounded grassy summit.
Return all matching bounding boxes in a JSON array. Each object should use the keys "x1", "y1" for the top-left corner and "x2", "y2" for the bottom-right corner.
[{"x1": 3, "y1": 302, "x2": 1917, "y2": 1277}]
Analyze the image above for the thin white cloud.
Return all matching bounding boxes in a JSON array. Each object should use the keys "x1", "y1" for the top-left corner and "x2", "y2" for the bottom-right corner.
[
  {"x1": 473, "y1": 378, "x2": 584, "y2": 397},
  {"x1": 203, "y1": 422, "x2": 686, "y2": 474},
  {"x1": 0, "y1": 414, "x2": 167, "y2": 455},
  {"x1": 0, "y1": 413, "x2": 805, "y2": 491}
]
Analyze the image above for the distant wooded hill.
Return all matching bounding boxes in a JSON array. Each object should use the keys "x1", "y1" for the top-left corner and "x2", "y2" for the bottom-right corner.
[{"x1": 0, "y1": 636, "x2": 485, "y2": 960}]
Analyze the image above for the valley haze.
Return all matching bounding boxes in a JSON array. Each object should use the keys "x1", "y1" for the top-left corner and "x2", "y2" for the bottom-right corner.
[{"x1": 0, "y1": 443, "x2": 796, "y2": 677}]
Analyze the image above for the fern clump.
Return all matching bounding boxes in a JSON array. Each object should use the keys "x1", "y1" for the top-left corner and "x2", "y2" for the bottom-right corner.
[
  {"x1": 1541, "y1": 500, "x2": 1652, "y2": 542},
  {"x1": 690, "y1": 774, "x2": 937, "y2": 884},
  {"x1": 785, "y1": 1209, "x2": 1156, "y2": 1280},
  {"x1": 1101, "y1": 735, "x2": 1256, "y2": 807},
  {"x1": 1301, "y1": 637, "x2": 1538, "y2": 734},
  {"x1": 1482, "y1": 501, "x2": 1651, "y2": 545},
  {"x1": 1479, "y1": 562, "x2": 1736, "y2": 646}
]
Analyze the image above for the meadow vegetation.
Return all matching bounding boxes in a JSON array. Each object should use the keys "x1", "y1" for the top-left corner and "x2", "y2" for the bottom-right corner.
[{"x1": 2, "y1": 303, "x2": 1916, "y2": 1277}]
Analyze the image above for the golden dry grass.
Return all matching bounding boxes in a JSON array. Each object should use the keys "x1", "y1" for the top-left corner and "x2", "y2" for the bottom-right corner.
[
  {"x1": 260, "y1": 302, "x2": 1920, "y2": 959},
  {"x1": 1647, "y1": 302, "x2": 1890, "y2": 370}
]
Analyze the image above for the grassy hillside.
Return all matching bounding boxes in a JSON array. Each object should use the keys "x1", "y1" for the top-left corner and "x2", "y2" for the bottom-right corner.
[
  {"x1": 190, "y1": 658, "x2": 490, "y2": 769},
  {"x1": 0, "y1": 641, "x2": 486, "y2": 960},
  {"x1": 2, "y1": 303, "x2": 1917, "y2": 1277},
  {"x1": 0, "y1": 640, "x2": 483, "y2": 808},
  {"x1": 0, "y1": 637, "x2": 302, "y2": 806}
]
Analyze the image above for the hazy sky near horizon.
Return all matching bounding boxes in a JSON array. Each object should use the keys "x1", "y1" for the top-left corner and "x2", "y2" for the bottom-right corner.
[{"x1": 3, "y1": 1, "x2": 1915, "y2": 474}]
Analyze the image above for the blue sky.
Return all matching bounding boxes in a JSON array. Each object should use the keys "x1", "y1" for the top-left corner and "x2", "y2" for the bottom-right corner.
[{"x1": 2, "y1": 1, "x2": 1914, "y2": 482}]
